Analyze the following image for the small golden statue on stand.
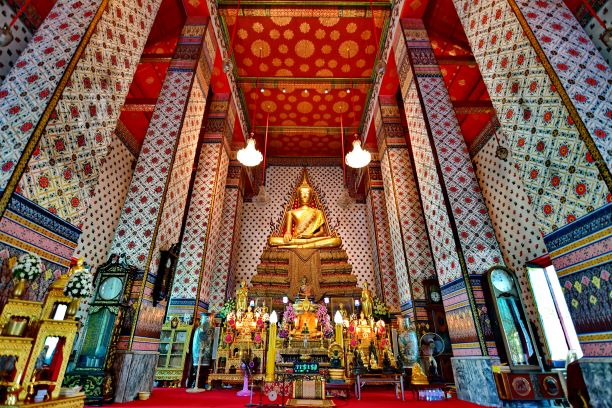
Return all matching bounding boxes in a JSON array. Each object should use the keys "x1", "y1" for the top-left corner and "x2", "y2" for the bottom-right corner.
[
  {"x1": 268, "y1": 173, "x2": 341, "y2": 249},
  {"x1": 361, "y1": 282, "x2": 374, "y2": 319},
  {"x1": 236, "y1": 280, "x2": 248, "y2": 313}
]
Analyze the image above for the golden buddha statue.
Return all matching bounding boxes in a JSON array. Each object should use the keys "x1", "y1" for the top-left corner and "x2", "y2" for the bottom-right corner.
[
  {"x1": 411, "y1": 362, "x2": 429, "y2": 385},
  {"x1": 268, "y1": 174, "x2": 341, "y2": 249},
  {"x1": 291, "y1": 298, "x2": 321, "y2": 338},
  {"x1": 361, "y1": 282, "x2": 374, "y2": 319},
  {"x1": 236, "y1": 280, "x2": 248, "y2": 312}
]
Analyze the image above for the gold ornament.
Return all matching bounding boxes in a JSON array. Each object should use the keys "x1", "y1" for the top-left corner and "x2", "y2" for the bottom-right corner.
[
  {"x1": 295, "y1": 39, "x2": 315, "y2": 58},
  {"x1": 319, "y1": 17, "x2": 339, "y2": 27}
]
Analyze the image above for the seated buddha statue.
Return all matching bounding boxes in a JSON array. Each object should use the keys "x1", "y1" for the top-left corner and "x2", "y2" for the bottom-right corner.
[
  {"x1": 291, "y1": 298, "x2": 321, "y2": 338},
  {"x1": 268, "y1": 175, "x2": 341, "y2": 249}
]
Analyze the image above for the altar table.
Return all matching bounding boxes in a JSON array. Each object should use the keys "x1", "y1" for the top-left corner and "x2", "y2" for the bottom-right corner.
[{"x1": 354, "y1": 373, "x2": 404, "y2": 401}]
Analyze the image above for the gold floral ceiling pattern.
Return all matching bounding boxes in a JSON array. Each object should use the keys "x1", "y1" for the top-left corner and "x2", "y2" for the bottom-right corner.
[{"x1": 220, "y1": 4, "x2": 391, "y2": 157}]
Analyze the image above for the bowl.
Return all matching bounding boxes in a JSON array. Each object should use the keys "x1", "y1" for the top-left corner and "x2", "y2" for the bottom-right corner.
[{"x1": 137, "y1": 391, "x2": 151, "y2": 400}]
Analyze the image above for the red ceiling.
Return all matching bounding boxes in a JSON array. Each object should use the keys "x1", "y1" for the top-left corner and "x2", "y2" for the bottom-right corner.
[{"x1": 9, "y1": 0, "x2": 602, "y2": 156}]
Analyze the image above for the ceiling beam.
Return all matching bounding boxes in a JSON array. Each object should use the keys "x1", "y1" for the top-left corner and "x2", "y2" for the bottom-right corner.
[
  {"x1": 121, "y1": 98, "x2": 158, "y2": 112},
  {"x1": 436, "y1": 55, "x2": 477, "y2": 65},
  {"x1": 237, "y1": 77, "x2": 372, "y2": 85},
  {"x1": 140, "y1": 53, "x2": 173, "y2": 64},
  {"x1": 452, "y1": 100, "x2": 495, "y2": 115},
  {"x1": 218, "y1": 0, "x2": 390, "y2": 8}
]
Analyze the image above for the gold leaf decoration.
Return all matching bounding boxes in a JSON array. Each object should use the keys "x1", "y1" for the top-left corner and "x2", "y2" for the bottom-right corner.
[
  {"x1": 253, "y1": 22, "x2": 264, "y2": 33},
  {"x1": 283, "y1": 29, "x2": 294, "y2": 40},
  {"x1": 316, "y1": 68, "x2": 333, "y2": 77},
  {"x1": 275, "y1": 68, "x2": 293, "y2": 76},
  {"x1": 333, "y1": 101, "x2": 349, "y2": 113},
  {"x1": 262, "y1": 101, "x2": 277, "y2": 112},
  {"x1": 328, "y1": 59, "x2": 338, "y2": 68},
  {"x1": 341, "y1": 64, "x2": 351, "y2": 73},
  {"x1": 295, "y1": 39, "x2": 315, "y2": 58},
  {"x1": 270, "y1": 29, "x2": 280, "y2": 39},
  {"x1": 251, "y1": 39, "x2": 271, "y2": 57},
  {"x1": 272, "y1": 58, "x2": 282, "y2": 67},
  {"x1": 315, "y1": 29, "x2": 326, "y2": 40},
  {"x1": 315, "y1": 58, "x2": 325, "y2": 67},
  {"x1": 235, "y1": 44, "x2": 245, "y2": 54},
  {"x1": 299, "y1": 22, "x2": 310, "y2": 33},
  {"x1": 271, "y1": 16, "x2": 292, "y2": 26},
  {"x1": 321, "y1": 45, "x2": 332, "y2": 54},
  {"x1": 297, "y1": 101, "x2": 313, "y2": 113},
  {"x1": 339, "y1": 40, "x2": 359, "y2": 58},
  {"x1": 361, "y1": 30, "x2": 372, "y2": 40},
  {"x1": 365, "y1": 45, "x2": 375, "y2": 55},
  {"x1": 299, "y1": 64, "x2": 309, "y2": 72},
  {"x1": 346, "y1": 22, "x2": 357, "y2": 33},
  {"x1": 243, "y1": 57, "x2": 253, "y2": 67},
  {"x1": 259, "y1": 62, "x2": 269, "y2": 72},
  {"x1": 319, "y1": 17, "x2": 339, "y2": 27},
  {"x1": 284, "y1": 57, "x2": 294, "y2": 67},
  {"x1": 278, "y1": 44, "x2": 289, "y2": 54},
  {"x1": 238, "y1": 29, "x2": 248, "y2": 40},
  {"x1": 356, "y1": 59, "x2": 366, "y2": 68},
  {"x1": 330, "y1": 30, "x2": 340, "y2": 41}
]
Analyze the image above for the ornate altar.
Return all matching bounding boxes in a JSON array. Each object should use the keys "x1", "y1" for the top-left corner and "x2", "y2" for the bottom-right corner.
[
  {"x1": 250, "y1": 170, "x2": 361, "y2": 302},
  {"x1": 0, "y1": 272, "x2": 82, "y2": 406},
  {"x1": 208, "y1": 305, "x2": 267, "y2": 387}
]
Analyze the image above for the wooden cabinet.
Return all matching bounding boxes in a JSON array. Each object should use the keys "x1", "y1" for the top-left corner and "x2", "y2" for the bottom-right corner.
[{"x1": 155, "y1": 318, "x2": 192, "y2": 385}]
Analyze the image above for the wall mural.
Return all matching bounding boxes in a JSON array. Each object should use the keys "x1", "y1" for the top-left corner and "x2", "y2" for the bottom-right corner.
[{"x1": 0, "y1": 1, "x2": 32, "y2": 81}]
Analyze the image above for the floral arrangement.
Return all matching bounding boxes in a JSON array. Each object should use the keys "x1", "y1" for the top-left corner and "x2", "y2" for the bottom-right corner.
[
  {"x1": 373, "y1": 297, "x2": 390, "y2": 321},
  {"x1": 282, "y1": 303, "x2": 296, "y2": 324},
  {"x1": 315, "y1": 304, "x2": 334, "y2": 339},
  {"x1": 12, "y1": 253, "x2": 42, "y2": 281},
  {"x1": 278, "y1": 324, "x2": 289, "y2": 339},
  {"x1": 219, "y1": 298, "x2": 236, "y2": 320},
  {"x1": 64, "y1": 266, "x2": 93, "y2": 298}
]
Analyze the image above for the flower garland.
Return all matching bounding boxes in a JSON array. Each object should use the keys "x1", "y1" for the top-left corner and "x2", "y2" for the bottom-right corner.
[
  {"x1": 373, "y1": 297, "x2": 390, "y2": 321},
  {"x1": 64, "y1": 266, "x2": 93, "y2": 298},
  {"x1": 12, "y1": 253, "x2": 42, "y2": 281}
]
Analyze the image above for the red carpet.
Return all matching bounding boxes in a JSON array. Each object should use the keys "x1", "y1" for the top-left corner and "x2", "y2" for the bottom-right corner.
[{"x1": 100, "y1": 387, "x2": 485, "y2": 408}]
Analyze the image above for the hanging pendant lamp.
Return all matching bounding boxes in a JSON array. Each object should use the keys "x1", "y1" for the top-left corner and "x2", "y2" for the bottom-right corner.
[
  {"x1": 345, "y1": 135, "x2": 371, "y2": 169},
  {"x1": 237, "y1": 132, "x2": 263, "y2": 167}
]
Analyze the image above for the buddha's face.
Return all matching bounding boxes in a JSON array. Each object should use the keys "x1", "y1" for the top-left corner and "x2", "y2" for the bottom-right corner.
[{"x1": 299, "y1": 187, "x2": 312, "y2": 205}]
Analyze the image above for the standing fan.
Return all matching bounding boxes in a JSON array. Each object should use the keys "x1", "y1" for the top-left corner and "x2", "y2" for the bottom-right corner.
[{"x1": 419, "y1": 332, "x2": 445, "y2": 377}]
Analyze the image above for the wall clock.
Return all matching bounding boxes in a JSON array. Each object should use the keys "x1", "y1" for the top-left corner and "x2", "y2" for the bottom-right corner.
[{"x1": 98, "y1": 276, "x2": 123, "y2": 300}]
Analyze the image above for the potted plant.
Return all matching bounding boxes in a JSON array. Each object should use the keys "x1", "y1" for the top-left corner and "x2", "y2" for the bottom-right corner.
[
  {"x1": 11, "y1": 253, "x2": 43, "y2": 298},
  {"x1": 63, "y1": 263, "x2": 93, "y2": 319}
]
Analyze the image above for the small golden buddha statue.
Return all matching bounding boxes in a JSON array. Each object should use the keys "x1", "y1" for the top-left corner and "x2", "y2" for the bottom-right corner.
[
  {"x1": 291, "y1": 298, "x2": 321, "y2": 338},
  {"x1": 268, "y1": 174, "x2": 341, "y2": 249},
  {"x1": 361, "y1": 282, "x2": 373, "y2": 319},
  {"x1": 411, "y1": 362, "x2": 429, "y2": 385},
  {"x1": 297, "y1": 277, "x2": 313, "y2": 299},
  {"x1": 236, "y1": 280, "x2": 248, "y2": 312}
]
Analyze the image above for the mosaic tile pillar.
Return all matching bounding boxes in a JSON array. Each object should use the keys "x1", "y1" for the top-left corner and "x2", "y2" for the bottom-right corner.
[
  {"x1": 514, "y1": 0, "x2": 611, "y2": 169},
  {"x1": 373, "y1": 98, "x2": 436, "y2": 329},
  {"x1": 0, "y1": 0, "x2": 162, "y2": 225},
  {"x1": 471, "y1": 126, "x2": 553, "y2": 361},
  {"x1": 364, "y1": 160, "x2": 400, "y2": 313},
  {"x1": 209, "y1": 161, "x2": 245, "y2": 313},
  {"x1": 451, "y1": 0, "x2": 610, "y2": 233},
  {"x1": 396, "y1": 19, "x2": 506, "y2": 358},
  {"x1": 452, "y1": 0, "x2": 612, "y2": 361},
  {"x1": 108, "y1": 19, "x2": 215, "y2": 402},
  {"x1": 167, "y1": 94, "x2": 232, "y2": 319}
]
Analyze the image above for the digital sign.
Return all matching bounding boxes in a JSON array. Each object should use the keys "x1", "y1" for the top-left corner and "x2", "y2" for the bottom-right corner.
[{"x1": 293, "y1": 362, "x2": 319, "y2": 374}]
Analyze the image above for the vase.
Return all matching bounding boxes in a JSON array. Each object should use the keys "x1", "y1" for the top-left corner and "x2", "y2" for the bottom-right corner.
[
  {"x1": 236, "y1": 373, "x2": 251, "y2": 397},
  {"x1": 3, "y1": 317, "x2": 28, "y2": 336},
  {"x1": 11, "y1": 278, "x2": 26, "y2": 299},
  {"x1": 66, "y1": 298, "x2": 80, "y2": 319}
]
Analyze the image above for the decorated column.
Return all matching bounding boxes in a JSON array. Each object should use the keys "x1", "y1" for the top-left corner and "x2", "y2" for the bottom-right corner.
[
  {"x1": 208, "y1": 160, "x2": 245, "y2": 313},
  {"x1": 108, "y1": 19, "x2": 215, "y2": 402},
  {"x1": 374, "y1": 96, "x2": 438, "y2": 329},
  {"x1": 0, "y1": 0, "x2": 162, "y2": 226},
  {"x1": 364, "y1": 160, "x2": 400, "y2": 312},
  {"x1": 167, "y1": 94, "x2": 233, "y2": 319},
  {"x1": 452, "y1": 0, "x2": 612, "y2": 360}
]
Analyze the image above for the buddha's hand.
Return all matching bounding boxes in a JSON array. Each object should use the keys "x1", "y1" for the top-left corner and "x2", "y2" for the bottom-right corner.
[{"x1": 283, "y1": 232, "x2": 293, "y2": 243}]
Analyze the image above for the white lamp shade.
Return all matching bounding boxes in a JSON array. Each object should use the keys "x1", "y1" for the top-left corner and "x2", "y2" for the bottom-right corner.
[
  {"x1": 237, "y1": 138, "x2": 263, "y2": 167},
  {"x1": 270, "y1": 310, "x2": 278, "y2": 324},
  {"x1": 345, "y1": 139, "x2": 371, "y2": 169},
  {"x1": 334, "y1": 310, "x2": 343, "y2": 324}
]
